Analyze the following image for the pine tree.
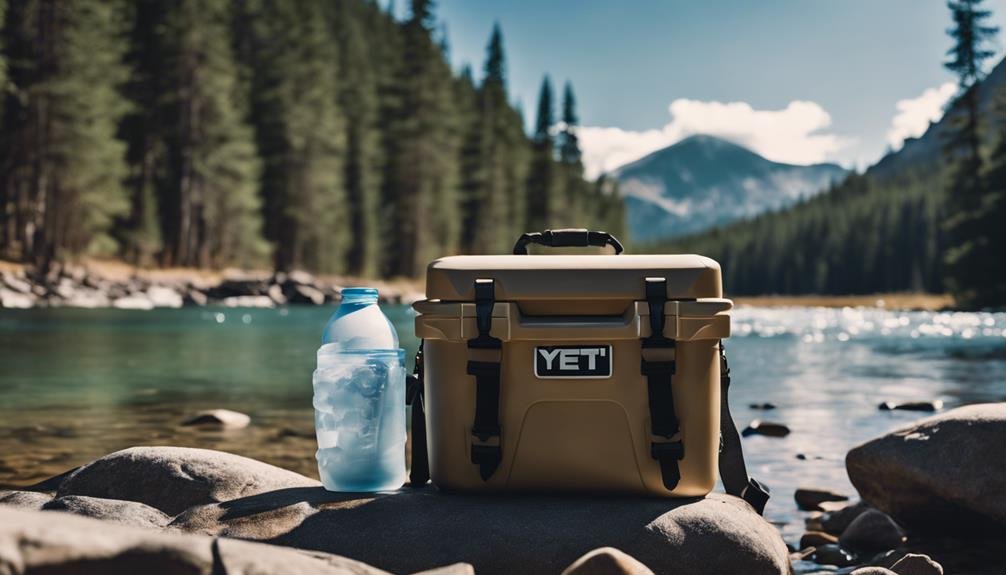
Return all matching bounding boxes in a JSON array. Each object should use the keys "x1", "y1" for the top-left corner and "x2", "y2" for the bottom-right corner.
[
  {"x1": 466, "y1": 24, "x2": 517, "y2": 254},
  {"x1": 0, "y1": 0, "x2": 130, "y2": 270},
  {"x1": 526, "y1": 75, "x2": 560, "y2": 232},
  {"x1": 558, "y1": 81, "x2": 588, "y2": 228},
  {"x1": 943, "y1": 0, "x2": 1000, "y2": 306},
  {"x1": 248, "y1": 0, "x2": 347, "y2": 273},
  {"x1": 0, "y1": 0, "x2": 6, "y2": 108},
  {"x1": 123, "y1": 0, "x2": 264, "y2": 269},
  {"x1": 331, "y1": 0, "x2": 383, "y2": 277},
  {"x1": 456, "y1": 65, "x2": 484, "y2": 252},
  {"x1": 385, "y1": 0, "x2": 461, "y2": 275},
  {"x1": 117, "y1": 0, "x2": 164, "y2": 267}
]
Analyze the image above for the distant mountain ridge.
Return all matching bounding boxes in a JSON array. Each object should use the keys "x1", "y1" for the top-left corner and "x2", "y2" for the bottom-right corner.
[{"x1": 612, "y1": 135, "x2": 847, "y2": 242}]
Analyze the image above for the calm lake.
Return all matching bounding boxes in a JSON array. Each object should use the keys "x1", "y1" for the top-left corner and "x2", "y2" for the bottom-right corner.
[{"x1": 1, "y1": 305, "x2": 1005, "y2": 549}]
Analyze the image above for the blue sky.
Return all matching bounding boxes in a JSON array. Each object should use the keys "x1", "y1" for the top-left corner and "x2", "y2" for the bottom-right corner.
[{"x1": 398, "y1": 0, "x2": 1006, "y2": 176}]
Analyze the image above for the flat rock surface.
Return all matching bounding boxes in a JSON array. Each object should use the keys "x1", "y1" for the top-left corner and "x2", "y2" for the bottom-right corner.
[
  {"x1": 0, "y1": 489, "x2": 52, "y2": 510},
  {"x1": 0, "y1": 506, "x2": 389, "y2": 575},
  {"x1": 42, "y1": 494, "x2": 171, "y2": 529},
  {"x1": 846, "y1": 403, "x2": 1006, "y2": 533},
  {"x1": 172, "y1": 487, "x2": 790, "y2": 575},
  {"x1": 56, "y1": 446, "x2": 320, "y2": 515}
]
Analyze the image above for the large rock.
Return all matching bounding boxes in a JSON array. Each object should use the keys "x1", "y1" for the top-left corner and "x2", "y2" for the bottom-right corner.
[
  {"x1": 846, "y1": 404, "x2": 1006, "y2": 532},
  {"x1": 43, "y1": 495, "x2": 171, "y2": 529},
  {"x1": 171, "y1": 487, "x2": 790, "y2": 575},
  {"x1": 56, "y1": 446, "x2": 320, "y2": 515},
  {"x1": 0, "y1": 506, "x2": 389, "y2": 574}
]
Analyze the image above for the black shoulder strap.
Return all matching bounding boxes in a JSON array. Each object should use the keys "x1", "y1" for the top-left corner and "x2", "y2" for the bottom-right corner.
[
  {"x1": 640, "y1": 277, "x2": 685, "y2": 491},
  {"x1": 406, "y1": 341, "x2": 429, "y2": 487},
  {"x1": 718, "y1": 343, "x2": 770, "y2": 514}
]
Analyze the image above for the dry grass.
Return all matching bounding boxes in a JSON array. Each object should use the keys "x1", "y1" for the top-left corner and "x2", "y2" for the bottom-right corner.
[{"x1": 733, "y1": 293, "x2": 955, "y2": 311}]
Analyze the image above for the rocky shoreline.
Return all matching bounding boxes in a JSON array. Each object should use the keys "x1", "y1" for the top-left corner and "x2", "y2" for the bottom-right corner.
[
  {"x1": 1, "y1": 404, "x2": 1003, "y2": 574},
  {"x1": 0, "y1": 261, "x2": 422, "y2": 309}
]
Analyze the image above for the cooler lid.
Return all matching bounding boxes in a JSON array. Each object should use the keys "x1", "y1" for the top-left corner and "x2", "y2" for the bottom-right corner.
[{"x1": 424, "y1": 254, "x2": 723, "y2": 301}]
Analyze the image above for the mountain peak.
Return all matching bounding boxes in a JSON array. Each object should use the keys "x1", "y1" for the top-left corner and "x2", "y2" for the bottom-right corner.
[{"x1": 613, "y1": 135, "x2": 847, "y2": 242}]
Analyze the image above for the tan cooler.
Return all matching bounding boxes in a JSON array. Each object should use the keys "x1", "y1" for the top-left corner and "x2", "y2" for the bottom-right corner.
[{"x1": 407, "y1": 229, "x2": 768, "y2": 512}]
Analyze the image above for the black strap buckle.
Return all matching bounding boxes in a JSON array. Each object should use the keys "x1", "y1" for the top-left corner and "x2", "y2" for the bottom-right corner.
[
  {"x1": 643, "y1": 277, "x2": 675, "y2": 348},
  {"x1": 468, "y1": 279, "x2": 501, "y2": 350},
  {"x1": 742, "y1": 477, "x2": 771, "y2": 515}
]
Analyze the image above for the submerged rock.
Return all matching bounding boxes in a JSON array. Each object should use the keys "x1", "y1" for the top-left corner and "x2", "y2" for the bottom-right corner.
[
  {"x1": 799, "y1": 530, "x2": 838, "y2": 549},
  {"x1": 748, "y1": 402, "x2": 777, "y2": 410},
  {"x1": 182, "y1": 408, "x2": 251, "y2": 429},
  {"x1": 741, "y1": 420, "x2": 790, "y2": 437},
  {"x1": 838, "y1": 509, "x2": 906, "y2": 554},
  {"x1": 878, "y1": 401, "x2": 943, "y2": 412},
  {"x1": 561, "y1": 547, "x2": 654, "y2": 575},
  {"x1": 43, "y1": 495, "x2": 171, "y2": 529},
  {"x1": 0, "y1": 506, "x2": 390, "y2": 574},
  {"x1": 56, "y1": 446, "x2": 319, "y2": 515},
  {"x1": 795, "y1": 487, "x2": 849, "y2": 511},
  {"x1": 847, "y1": 403, "x2": 1006, "y2": 532}
]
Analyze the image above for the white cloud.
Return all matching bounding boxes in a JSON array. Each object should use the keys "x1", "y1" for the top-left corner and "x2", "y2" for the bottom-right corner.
[
  {"x1": 885, "y1": 82, "x2": 956, "y2": 151},
  {"x1": 579, "y1": 99, "x2": 853, "y2": 179}
]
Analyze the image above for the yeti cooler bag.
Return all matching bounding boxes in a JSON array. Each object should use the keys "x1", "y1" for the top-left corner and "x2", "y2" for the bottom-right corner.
[{"x1": 407, "y1": 229, "x2": 768, "y2": 512}]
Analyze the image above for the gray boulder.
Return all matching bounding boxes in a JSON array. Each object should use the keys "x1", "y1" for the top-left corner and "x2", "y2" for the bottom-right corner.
[
  {"x1": 838, "y1": 509, "x2": 906, "y2": 554},
  {"x1": 170, "y1": 487, "x2": 790, "y2": 575},
  {"x1": 846, "y1": 403, "x2": 1006, "y2": 532},
  {"x1": 0, "y1": 506, "x2": 389, "y2": 574},
  {"x1": 0, "y1": 490, "x2": 52, "y2": 510},
  {"x1": 851, "y1": 568, "x2": 897, "y2": 575},
  {"x1": 43, "y1": 495, "x2": 171, "y2": 528},
  {"x1": 56, "y1": 446, "x2": 320, "y2": 515}
]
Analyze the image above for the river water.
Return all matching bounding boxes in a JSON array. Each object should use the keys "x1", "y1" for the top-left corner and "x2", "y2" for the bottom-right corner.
[{"x1": 1, "y1": 304, "x2": 1004, "y2": 552}]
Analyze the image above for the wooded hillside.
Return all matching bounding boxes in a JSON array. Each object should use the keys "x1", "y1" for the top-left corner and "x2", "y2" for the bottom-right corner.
[{"x1": 0, "y1": 0, "x2": 625, "y2": 277}]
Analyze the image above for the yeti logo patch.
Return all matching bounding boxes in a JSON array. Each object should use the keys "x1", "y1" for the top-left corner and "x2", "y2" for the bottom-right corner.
[{"x1": 534, "y1": 345, "x2": 612, "y2": 378}]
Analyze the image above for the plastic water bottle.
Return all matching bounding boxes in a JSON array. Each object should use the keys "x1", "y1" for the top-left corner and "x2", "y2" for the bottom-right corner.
[{"x1": 313, "y1": 287, "x2": 406, "y2": 491}]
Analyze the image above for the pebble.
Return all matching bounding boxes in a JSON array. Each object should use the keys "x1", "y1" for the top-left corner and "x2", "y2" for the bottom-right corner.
[
  {"x1": 741, "y1": 419, "x2": 790, "y2": 437},
  {"x1": 182, "y1": 409, "x2": 251, "y2": 430}
]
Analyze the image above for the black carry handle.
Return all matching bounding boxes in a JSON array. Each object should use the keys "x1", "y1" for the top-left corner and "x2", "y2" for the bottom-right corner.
[{"x1": 512, "y1": 229, "x2": 624, "y2": 255}]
